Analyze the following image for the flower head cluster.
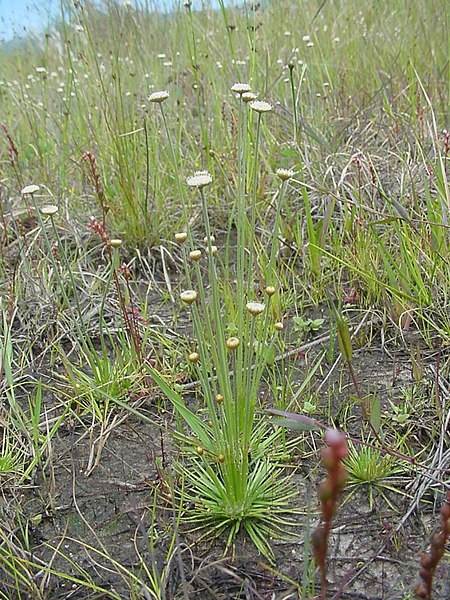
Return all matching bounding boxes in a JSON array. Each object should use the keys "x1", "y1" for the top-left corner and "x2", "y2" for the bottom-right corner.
[
  {"x1": 231, "y1": 82, "x2": 251, "y2": 95},
  {"x1": 242, "y1": 91, "x2": 257, "y2": 103},
  {"x1": 276, "y1": 168, "x2": 294, "y2": 181},
  {"x1": 249, "y1": 100, "x2": 272, "y2": 114},
  {"x1": 246, "y1": 301, "x2": 265, "y2": 316},
  {"x1": 175, "y1": 232, "x2": 188, "y2": 244},
  {"x1": 186, "y1": 170, "x2": 212, "y2": 189},
  {"x1": 189, "y1": 249, "x2": 202, "y2": 261},
  {"x1": 226, "y1": 337, "x2": 240, "y2": 350},
  {"x1": 40, "y1": 205, "x2": 58, "y2": 216},
  {"x1": 21, "y1": 184, "x2": 40, "y2": 195},
  {"x1": 180, "y1": 290, "x2": 198, "y2": 304},
  {"x1": 148, "y1": 90, "x2": 170, "y2": 103}
]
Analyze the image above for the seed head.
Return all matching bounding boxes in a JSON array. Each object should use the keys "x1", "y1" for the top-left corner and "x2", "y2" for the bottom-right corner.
[
  {"x1": 148, "y1": 90, "x2": 169, "y2": 103},
  {"x1": 203, "y1": 235, "x2": 215, "y2": 244},
  {"x1": 40, "y1": 205, "x2": 58, "y2": 216},
  {"x1": 175, "y1": 232, "x2": 188, "y2": 243},
  {"x1": 274, "y1": 321, "x2": 284, "y2": 331},
  {"x1": 110, "y1": 238, "x2": 122, "y2": 248},
  {"x1": 189, "y1": 249, "x2": 202, "y2": 261},
  {"x1": 226, "y1": 336, "x2": 240, "y2": 350},
  {"x1": 246, "y1": 301, "x2": 265, "y2": 316},
  {"x1": 218, "y1": 453, "x2": 226, "y2": 463},
  {"x1": 180, "y1": 290, "x2": 198, "y2": 304},
  {"x1": 231, "y1": 83, "x2": 251, "y2": 95},
  {"x1": 249, "y1": 100, "x2": 272, "y2": 114},
  {"x1": 276, "y1": 168, "x2": 294, "y2": 181},
  {"x1": 205, "y1": 245, "x2": 218, "y2": 256},
  {"x1": 265, "y1": 285, "x2": 276, "y2": 297},
  {"x1": 196, "y1": 446, "x2": 204, "y2": 456},
  {"x1": 216, "y1": 393, "x2": 224, "y2": 404}
]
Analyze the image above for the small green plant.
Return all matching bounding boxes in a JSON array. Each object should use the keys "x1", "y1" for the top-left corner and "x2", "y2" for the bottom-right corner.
[
  {"x1": 148, "y1": 89, "x2": 296, "y2": 560},
  {"x1": 0, "y1": 425, "x2": 26, "y2": 479},
  {"x1": 344, "y1": 440, "x2": 408, "y2": 510}
]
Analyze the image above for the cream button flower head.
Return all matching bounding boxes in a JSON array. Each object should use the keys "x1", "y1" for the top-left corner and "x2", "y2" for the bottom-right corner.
[
  {"x1": 189, "y1": 249, "x2": 202, "y2": 261},
  {"x1": 246, "y1": 301, "x2": 265, "y2": 316},
  {"x1": 186, "y1": 170, "x2": 212, "y2": 189},
  {"x1": 175, "y1": 232, "x2": 188, "y2": 243},
  {"x1": 40, "y1": 205, "x2": 58, "y2": 216},
  {"x1": 180, "y1": 290, "x2": 198, "y2": 304},
  {"x1": 242, "y1": 91, "x2": 257, "y2": 103},
  {"x1": 21, "y1": 184, "x2": 40, "y2": 195},
  {"x1": 231, "y1": 83, "x2": 251, "y2": 95},
  {"x1": 226, "y1": 336, "x2": 240, "y2": 350},
  {"x1": 276, "y1": 168, "x2": 294, "y2": 181},
  {"x1": 148, "y1": 90, "x2": 169, "y2": 103},
  {"x1": 249, "y1": 100, "x2": 272, "y2": 114},
  {"x1": 188, "y1": 352, "x2": 200, "y2": 363}
]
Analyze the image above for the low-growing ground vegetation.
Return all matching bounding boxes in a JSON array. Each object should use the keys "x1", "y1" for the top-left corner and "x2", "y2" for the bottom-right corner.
[{"x1": 0, "y1": 0, "x2": 449, "y2": 598}]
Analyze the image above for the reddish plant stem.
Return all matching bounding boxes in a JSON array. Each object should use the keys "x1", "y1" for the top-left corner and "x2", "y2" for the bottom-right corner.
[
  {"x1": 89, "y1": 217, "x2": 142, "y2": 364},
  {"x1": 312, "y1": 429, "x2": 348, "y2": 600},
  {"x1": 415, "y1": 491, "x2": 450, "y2": 600},
  {"x1": 82, "y1": 152, "x2": 109, "y2": 229}
]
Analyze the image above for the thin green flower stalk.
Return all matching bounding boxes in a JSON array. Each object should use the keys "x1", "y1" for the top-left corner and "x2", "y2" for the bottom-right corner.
[
  {"x1": 266, "y1": 168, "x2": 295, "y2": 289},
  {"x1": 148, "y1": 91, "x2": 195, "y2": 255},
  {"x1": 230, "y1": 84, "x2": 258, "y2": 400},
  {"x1": 248, "y1": 100, "x2": 272, "y2": 297},
  {"x1": 31, "y1": 197, "x2": 94, "y2": 360},
  {"x1": 149, "y1": 168, "x2": 294, "y2": 559},
  {"x1": 183, "y1": 2, "x2": 211, "y2": 167}
]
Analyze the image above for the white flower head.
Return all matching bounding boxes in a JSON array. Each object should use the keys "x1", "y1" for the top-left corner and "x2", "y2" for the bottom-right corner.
[
  {"x1": 186, "y1": 170, "x2": 212, "y2": 189},
  {"x1": 40, "y1": 205, "x2": 58, "y2": 216},
  {"x1": 246, "y1": 301, "x2": 265, "y2": 316},
  {"x1": 189, "y1": 249, "x2": 202, "y2": 261},
  {"x1": 249, "y1": 100, "x2": 272, "y2": 114},
  {"x1": 276, "y1": 168, "x2": 295, "y2": 181},
  {"x1": 21, "y1": 184, "x2": 40, "y2": 195},
  {"x1": 148, "y1": 90, "x2": 169, "y2": 103},
  {"x1": 180, "y1": 290, "x2": 198, "y2": 304},
  {"x1": 231, "y1": 82, "x2": 251, "y2": 95},
  {"x1": 175, "y1": 232, "x2": 188, "y2": 243}
]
